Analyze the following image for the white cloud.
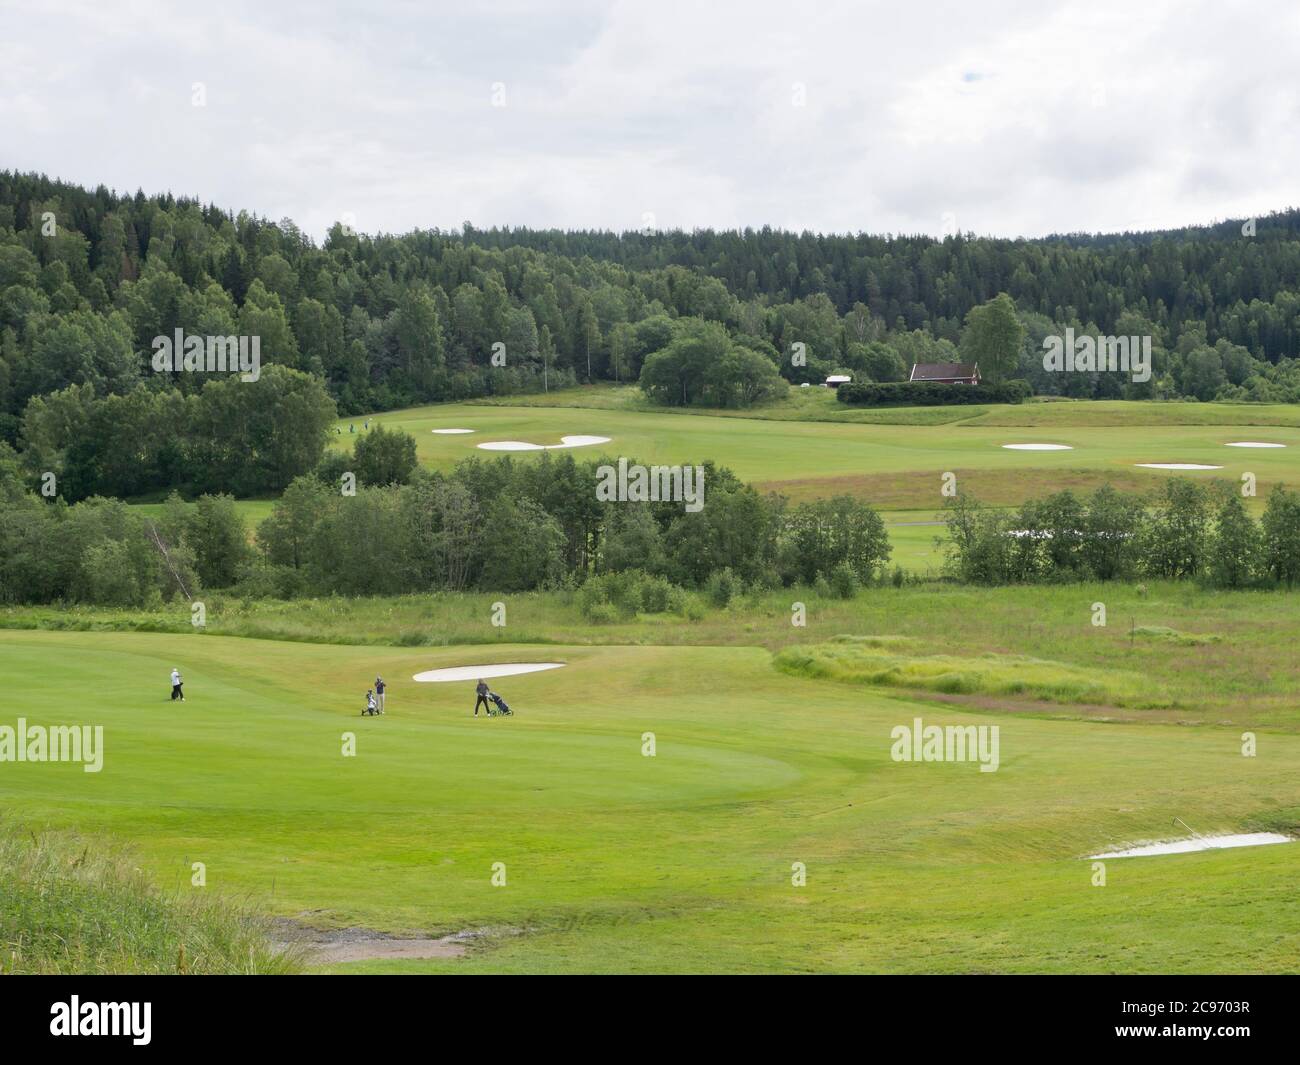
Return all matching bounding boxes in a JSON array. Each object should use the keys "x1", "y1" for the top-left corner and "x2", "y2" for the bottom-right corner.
[{"x1": 1, "y1": 0, "x2": 1296, "y2": 239}]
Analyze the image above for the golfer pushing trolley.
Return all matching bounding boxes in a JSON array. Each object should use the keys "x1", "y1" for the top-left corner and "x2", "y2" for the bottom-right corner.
[{"x1": 473, "y1": 679, "x2": 513, "y2": 717}]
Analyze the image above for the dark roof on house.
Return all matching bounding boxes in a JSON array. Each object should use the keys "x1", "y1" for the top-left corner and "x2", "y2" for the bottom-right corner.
[{"x1": 909, "y1": 362, "x2": 980, "y2": 381}]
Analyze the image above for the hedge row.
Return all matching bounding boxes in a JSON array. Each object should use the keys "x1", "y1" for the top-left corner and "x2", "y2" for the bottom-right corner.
[{"x1": 836, "y1": 380, "x2": 1032, "y2": 406}]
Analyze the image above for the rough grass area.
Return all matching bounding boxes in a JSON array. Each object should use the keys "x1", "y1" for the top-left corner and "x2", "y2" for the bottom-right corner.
[
  {"x1": 0, "y1": 580, "x2": 1295, "y2": 726},
  {"x1": 1132, "y1": 625, "x2": 1222, "y2": 645},
  {"x1": 0, "y1": 822, "x2": 302, "y2": 974},
  {"x1": 756, "y1": 466, "x2": 1176, "y2": 508},
  {"x1": 773, "y1": 641, "x2": 1175, "y2": 708}
]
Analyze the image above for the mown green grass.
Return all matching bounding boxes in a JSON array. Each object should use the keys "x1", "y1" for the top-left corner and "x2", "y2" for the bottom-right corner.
[
  {"x1": 469, "y1": 385, "x2": 1300, "y2": 429},
  {"x1": 470, "y1": 383, "x2": 986, "y2": 424},
  {"x1": 967, "y1": 400, "x2": 1300, "y2": 428},
  {"x1": 128, "y1": 498, "x2": 277, "y2": 532},
  {"x1": 340, "y1": 394, "x2": 1299, "y2": 509},
  {"x1": 3, "y1": 628, "x2": 1300, "y2": 973}
]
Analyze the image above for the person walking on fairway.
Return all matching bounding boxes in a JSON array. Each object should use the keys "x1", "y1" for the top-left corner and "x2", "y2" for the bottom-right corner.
[
  {"x1": 170, "y1": 668, "x2": 185, "y2": 702},
  {"x1": 375, "y1": 675, "x2": 386, "y2": 714},
  {"x1": 474, "y1": 679, "x2": 490, "y2": 717}
]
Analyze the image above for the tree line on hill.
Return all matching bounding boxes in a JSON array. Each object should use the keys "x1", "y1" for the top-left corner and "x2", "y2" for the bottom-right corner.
[
  {"x1": 5, "y1": 419, "x2": 1299, "y2": 606},
  {"x1": 3, "y1": 170, "x2": 1300, "y2": 494},
  {"x1": 944, "y1": 481, "x2": 1300, "y2": 588},
  {"x1": 0, "y1": 446, "x2": 893, "y2": 607}
]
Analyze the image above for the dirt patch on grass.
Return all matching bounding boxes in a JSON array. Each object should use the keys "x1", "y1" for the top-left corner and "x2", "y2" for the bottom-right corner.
[
  {"x1": 272, "y1": 918, "x2": 487, "y2": 964},
  {"x1": 756, "y1": 467, "x2": 1167, "y2": 507}
]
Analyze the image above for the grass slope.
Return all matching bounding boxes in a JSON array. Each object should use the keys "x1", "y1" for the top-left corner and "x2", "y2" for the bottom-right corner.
[
  {"x1": 4, "y1": 628, "x2": 1300, "y2": 973},
  {"x1": 343, "y1": 396, "x2": 1299, "y2": 510}
]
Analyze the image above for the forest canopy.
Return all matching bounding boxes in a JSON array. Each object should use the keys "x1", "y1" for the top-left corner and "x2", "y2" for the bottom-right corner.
[{"x1": 4, "y1": 169, "x2": 1300, "y2": 500}]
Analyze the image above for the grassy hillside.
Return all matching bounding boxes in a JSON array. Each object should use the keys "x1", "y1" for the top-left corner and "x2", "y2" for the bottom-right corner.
[
  {"x1": 3, "y1": 628, "x2": 1299, "y2": 973},
  {"x1": 5, "y1": 580, "x2": 1297, "y2": 726},
  {"x1": 340, "y1": 394, "x2": 1299, "y2": 509}
]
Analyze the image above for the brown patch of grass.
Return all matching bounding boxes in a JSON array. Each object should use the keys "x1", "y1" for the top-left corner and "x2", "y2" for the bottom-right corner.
[{"x1": 757, "y1": 467, "x2": 1183, "y2": 507}]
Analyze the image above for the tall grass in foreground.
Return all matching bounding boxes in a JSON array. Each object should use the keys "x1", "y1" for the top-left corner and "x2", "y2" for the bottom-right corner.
[{"x1": 0, "y1": 822, "x2": 302, "y2": 974}]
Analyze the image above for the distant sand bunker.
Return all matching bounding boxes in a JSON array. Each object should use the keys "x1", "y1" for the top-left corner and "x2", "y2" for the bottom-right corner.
[
  {"x1": 412, "y1": 663, "x2": 566, "y2": 682},
  {"x1": 1136, "y1": 462, "x2": 1222, "y2": 470},
  {"x1": 432, "y1": 428, "x2": 475, "y2": 434},
  {"x1": 1225, "y1": 441, "x2": 1286, "y2": 448},
  {"x1": 1001, "y1": 443, "x2": 1073, "y2": 451},
  {"x1": 477, "y1": 435, "x2": 610, "y2": 452},
  {"x1": 1090, "y1": 832, "x2": 1292, "y2": 859}
]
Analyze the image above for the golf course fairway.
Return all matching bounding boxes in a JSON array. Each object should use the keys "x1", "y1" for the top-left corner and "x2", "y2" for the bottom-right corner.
[
  {"x1": 345, "y1": 397, "x2": 1300, "y2": 510},
  {"x1": 4, "y1": 628, "x2": 1300, "y2": 974}
]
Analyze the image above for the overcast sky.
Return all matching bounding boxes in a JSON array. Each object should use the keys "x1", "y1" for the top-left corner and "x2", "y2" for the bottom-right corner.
[{"x1": 2, "y1": 0, "x2": 1297, "y2": 241}]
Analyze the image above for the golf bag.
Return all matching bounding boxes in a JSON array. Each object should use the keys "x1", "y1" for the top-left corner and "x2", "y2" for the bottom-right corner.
[
  {"x1": 488, "y1": 692, "x2": 513, "y2": 717},
  {"x1": 362, "y1": 694, "x2": 380, "y2": 716}
]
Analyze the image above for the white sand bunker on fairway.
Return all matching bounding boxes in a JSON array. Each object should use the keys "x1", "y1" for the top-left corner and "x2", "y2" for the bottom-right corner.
[
  {"x1": 431, "y1": 428, "x2": 475, "y2": 434},
  {"x1": 1136, "y1": 462, "x2": 1223, "y2": 470},
  {"x1": 1225, "y1": 441, "x2": 1286, "y2": 448},
  {"x1": 1002, "y1": 443, "x2": 1073, "y2": 451},
  {"x1": 412, "y1": 662, "x2": 565, "y2": 683},
  {"x1": 1089, "y1": 832, "x2": 1292, "y2": 859},
  {"x1": 477, "y1": 435, "x2": 610, "y2": 452}
]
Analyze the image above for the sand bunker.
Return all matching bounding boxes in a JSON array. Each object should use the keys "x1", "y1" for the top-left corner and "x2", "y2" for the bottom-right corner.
[
  {"x1": 432, "y1": 428, "x2": 475, "y2": 434},
  {"x1": 477, "y1": 435, "x2": 610, "y2": 452},
  {"x1": 1136, "y1": 462, "x2": 1222, "y2": 470},
  {"x1": 1089, "y1": 832, "x2": 1292, "y2": 859},
  {"x1": 1001, "y1": 443, "x2": 1073, "y2": 451},
  {"x1": 412, "y1": 662, "x2": 565, "y2": 683},
  {"x1": 1225, "y1": 441, "x2": 1286, "y2": 448}
]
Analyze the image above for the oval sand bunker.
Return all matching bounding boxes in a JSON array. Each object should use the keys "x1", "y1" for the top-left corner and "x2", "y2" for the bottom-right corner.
[
  {"x1": 477, "y1": 435, "x2": 610, "y2": 452},
  {"x1": 1090, "y1": 832, "x2": 1292, "y2": 859},
  {"x1": 1001, "y1": 443, "x2": 1073, "y2": 451},
  {"x1": 1225, "y1": 441, "x2": 1286, "y2": 448},
  {"x1": 412, "y1": 662, "x2": 565, "y2": 683},
  {"x1": 1136, "y1": 462, "x2": 1223, "y2": 470},
  {"x1": 432, "y1": 428, "x2": 475, "y2": 434}
]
